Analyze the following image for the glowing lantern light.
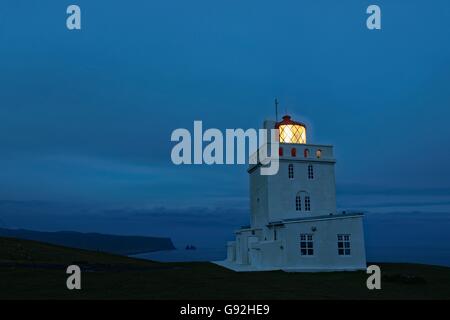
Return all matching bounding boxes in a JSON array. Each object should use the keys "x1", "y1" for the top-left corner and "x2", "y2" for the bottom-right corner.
[{"x1": 276, "y1": 115, "x2": 307, "y2": 144}]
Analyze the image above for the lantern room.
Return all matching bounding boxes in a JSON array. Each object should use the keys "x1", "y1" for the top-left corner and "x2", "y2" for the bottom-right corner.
[{"x1": 275, "y1": 115, "x2": 307, "y2": 144}]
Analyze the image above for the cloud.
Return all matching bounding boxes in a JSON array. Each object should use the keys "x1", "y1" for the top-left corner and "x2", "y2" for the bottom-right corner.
[
  {"x1": 0, "y1": 200, "x2": 249, "y2": 246},
  {"x1": 0, "y1": 153, "x2": 248, "y2": 206},
  {"x1": 337, "y1": 184, "x2": 450, "y2": 196}
]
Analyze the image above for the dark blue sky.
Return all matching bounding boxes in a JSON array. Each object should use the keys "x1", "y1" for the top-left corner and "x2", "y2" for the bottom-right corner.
[{"x1": 1, "y1": 1, "x2": 450, "y2": 215}]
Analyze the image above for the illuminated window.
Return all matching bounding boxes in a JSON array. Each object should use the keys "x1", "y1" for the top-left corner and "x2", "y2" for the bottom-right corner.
[
  {"x1": 316, "y1": 149, "x2": 322, "y2": 159},
  {"x1": 308, "y1": 165, "x2": 314, "y2": 179},
  {"x1": 288, "y1": 164, "x2": 294, "y2": 179},
  {"x1": 279, "y1": 147, "x2": 283, "y2": 156},
  {"x1": 295, "y1": 195, "x2": 301, "y2": 211},
  {"x1": 300, "y1": 234, "x2": 314, "y2": 256},
  {"x1": 291, "y1": 148, "x2": 297, "y2": 157},
  {"x1": 305, "y1": 196, "x2": 311, "y2": 211},
  {"x1": 304, "y1": 149, "x2": 309, "y2": 158},
  {"x1": 337, "y1": 234, "x2": 351, "y2": 256}
]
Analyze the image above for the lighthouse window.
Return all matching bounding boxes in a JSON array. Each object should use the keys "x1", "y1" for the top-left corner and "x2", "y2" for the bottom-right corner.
[
  {"x1": 288, "y1": 164, "x2": 294, "y2": 179},
  {"x1": 304, "y1": 196, "x2": 311, "y2": 211},
  {"x1": 316, "y1": 149, "x2": 322, "y2": 159},
  {"x1": 291, "y1": 148, "x2": 297, "y2": 157},
  {"x1": 308, "y1": 165, "x2": 314, "y2": 179},
  {"x1": 304, "y1": 148, "x2": 310, "y2": 158},
  {"x1": 279, "y1": 147, "x2": 284, "y2": 156},
  {"x1": 337, "y1": 234, "x2": 351, "y2": 256},
  {"x1": 295, "y1": 195, "x2": 301, "y2": 211},
  {"x1": 300, "y1": 234, "x2": 314, "y2": 256}
]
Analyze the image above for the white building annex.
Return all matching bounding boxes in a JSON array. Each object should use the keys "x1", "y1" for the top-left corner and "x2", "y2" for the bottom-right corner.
[{"x1": 215, "y1": 114, "x2": 366, "y2": 272}]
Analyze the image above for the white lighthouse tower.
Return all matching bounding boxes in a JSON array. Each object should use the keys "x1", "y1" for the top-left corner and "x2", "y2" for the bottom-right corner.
[{"x1": 215, "y1": 114, "x2": 366, "y2": 272}]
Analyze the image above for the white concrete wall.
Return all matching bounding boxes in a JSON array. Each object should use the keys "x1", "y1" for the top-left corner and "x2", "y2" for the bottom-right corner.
[
  {"x1": 282, "y1": 216, "x2": 366, "y2": 270},
  {"x1": 235, "y1": 230, "x2": 254, "y2": 265},
  {"x1": 228, "y1": 215, "x2": 366, "y2": 271},
  {"x1": 227, "y1": 241, "x2": 236, "y2": 262},
  {"x1": 267, "y1": 159, "x2": 337, "y2": 221},
  {"x1": 249, "y1": 140, "x2": 337, "y2": 226},
  {"x1": 251, "y1": 240, "x2": 285, "y2": 268},
  {"x1": 249, "y1": 167, "x2": 269, "y2": 228}
]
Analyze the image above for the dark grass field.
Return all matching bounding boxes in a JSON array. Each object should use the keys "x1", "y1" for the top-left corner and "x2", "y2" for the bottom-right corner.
[{"x1": 1, "y1": 236, "x2": 449, "y2": 300}]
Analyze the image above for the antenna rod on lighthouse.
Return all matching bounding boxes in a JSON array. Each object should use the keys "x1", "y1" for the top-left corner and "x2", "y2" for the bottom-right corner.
[{"x1": 275, "y1": 98, "x2": 279, "y2": 122}]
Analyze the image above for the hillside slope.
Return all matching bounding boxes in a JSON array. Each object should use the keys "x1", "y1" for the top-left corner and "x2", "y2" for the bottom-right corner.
[
  {"x1": 1, "y1": 237, "x2": 449, "y2": 299},
  {"x1": 0, "y1": 228, "x2": 175, "y2": 255}
]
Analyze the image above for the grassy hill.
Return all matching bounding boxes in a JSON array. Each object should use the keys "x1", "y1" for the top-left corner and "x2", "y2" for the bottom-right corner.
[
  {"x1": 1, "y1": 236, "x2": 449, "y2": 300},
  {"x1": 0, "y1": 228, "x2": 175, "y2": 255}
]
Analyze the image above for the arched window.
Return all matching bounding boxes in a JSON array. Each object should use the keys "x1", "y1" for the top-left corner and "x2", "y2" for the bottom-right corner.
[
  {"x1": 305, "y1": 195, "x2": 311, "y2": 211},
  {"x1": 304, "y1": 148, "x2": 310, "y2": 158},
  {"x1": 297, "y1": 191, "x2": 311, "y2": 212},
  {"x1": 308, "y1": 164, "x2": 314, "y2": 179},
  {"x1": 291, "y1": 148, "x2": 297, "y2": 157},
  {"x1": 295, "y1": 194, "x2": 301, "y2": 211},
  {"x1": 316, "y1": 149, "x2": 322, "y2": 159},
  {"x1": 288, "y1": 164, "x2": 294, "y2": 179},
  {"x1": 279, "y1": 147, "x2": 284, "y2": 156}
]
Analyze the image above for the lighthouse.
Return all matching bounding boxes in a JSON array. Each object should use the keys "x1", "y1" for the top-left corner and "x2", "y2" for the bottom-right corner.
[{"x1": 215, "y1": 114, "x2": 367, "y2": 272}]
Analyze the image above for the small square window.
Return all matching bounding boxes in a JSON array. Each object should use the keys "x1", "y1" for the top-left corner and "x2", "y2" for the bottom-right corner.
[
  {"x1": 288, "y1": 164, "x2": 294, "y2": 179},
  {"x1": 316, "y1": 149, "x2": 322, "y2": 159},
  {"x1": 300, "y1": 234, "x2": 314, "y2": 256},
  {"x1": 308, "y1": 165, "x2": 314, "y2": 179},
  {"x1": 291, "y1": 148, "x2": 297, "y2": 157},
  {"x1": 337, "y1": 234, "x2": 351, "y2": 256}
]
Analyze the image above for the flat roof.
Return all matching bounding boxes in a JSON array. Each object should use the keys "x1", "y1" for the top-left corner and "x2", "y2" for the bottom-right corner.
[{"x1": 267, "y1": 212, "x2": 364, "y2": 226}]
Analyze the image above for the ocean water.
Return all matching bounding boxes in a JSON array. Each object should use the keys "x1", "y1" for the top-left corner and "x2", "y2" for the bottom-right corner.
[
  {"x1": 132, "y1": 247, "x2": 226, "y2": 262},
  {"x1": 2, "y1": 195, "x2": 450, "y2": 267},
  {"x1": 366, "y1": 246, "x2": 450, "y2": 267},
  {"x1": 133, "y1": 246, "x2": 450, "y2": 267}
]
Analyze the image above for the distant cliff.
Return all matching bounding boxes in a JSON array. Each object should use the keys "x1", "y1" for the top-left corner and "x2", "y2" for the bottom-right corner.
[{"x1": 0, "y1": 228, "x2": 175, "y2": 255}]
